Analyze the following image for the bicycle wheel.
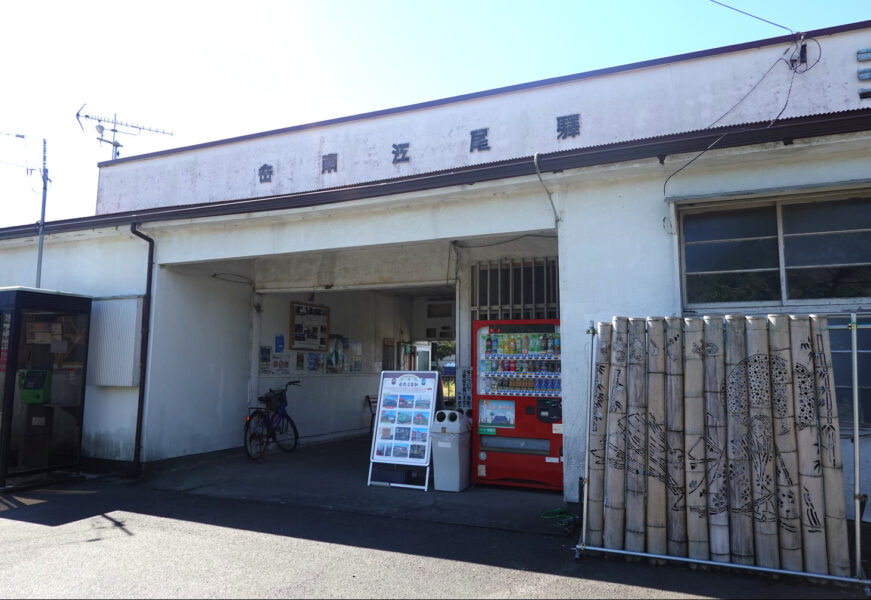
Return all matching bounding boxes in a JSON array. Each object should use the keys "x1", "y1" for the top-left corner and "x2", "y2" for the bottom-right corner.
[
  {"x1": 274, "y1": 413, "x2": 299, "y2": 452},
  {"x1": 245, "y1": 410, "x2": 269, "y2": 459}
]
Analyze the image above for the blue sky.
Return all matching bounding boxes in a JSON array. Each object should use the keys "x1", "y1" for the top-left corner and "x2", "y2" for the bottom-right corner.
[{"x1": 1, "y1": 0, "x2": 869, "y2": 227}]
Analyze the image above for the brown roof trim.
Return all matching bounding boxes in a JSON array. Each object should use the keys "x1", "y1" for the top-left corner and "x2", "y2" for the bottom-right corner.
[
  {"x1": 98, "y1": 20, "x2": 871, "y2": 168},
  {"x1": 4, "y1": 108, "x2": 870, "y2": 242}
]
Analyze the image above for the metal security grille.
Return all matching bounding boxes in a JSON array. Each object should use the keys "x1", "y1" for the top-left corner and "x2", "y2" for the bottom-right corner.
[{"x1": 470, "y1": 257, "x2": 559, "y2": 321}]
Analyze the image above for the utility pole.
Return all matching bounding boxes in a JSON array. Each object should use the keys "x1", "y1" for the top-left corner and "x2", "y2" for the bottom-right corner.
[{"x1": 35, "y1": 138, "x2": 47, "y2": 288}]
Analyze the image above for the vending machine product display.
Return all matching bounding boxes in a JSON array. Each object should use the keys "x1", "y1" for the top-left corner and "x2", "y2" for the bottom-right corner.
[{"x1": 472, "y1": 319, "x2": 563, "y2": 490}]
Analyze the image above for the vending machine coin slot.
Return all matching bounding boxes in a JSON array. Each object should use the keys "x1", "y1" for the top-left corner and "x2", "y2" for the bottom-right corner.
[{"x1": 536, "y1": 397, "x2": 561, "y2": 424}]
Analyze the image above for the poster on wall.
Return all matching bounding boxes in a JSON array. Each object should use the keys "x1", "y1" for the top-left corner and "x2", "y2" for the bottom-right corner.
[
  {"x1": 271, "y1": 353, "x2": 290, "y2": 376},
  {"x1": 350, "y1": 340, "x2": 363, "y2": 373},
  {"x1": 306, "y1": 352, "x2": 324, "y2": 372},
  {"x1": 290, "y1": 302, "x2": 329, "y2": 351},
  {"x1": 326, "y1": 333, "x2": 347, "y2": 373},
  {"x1": 259, "y1": 346, "x2": 271, "y2": 374},
  {"x1": 369, "y1": 371, "x2": 439, "y2": 467}
]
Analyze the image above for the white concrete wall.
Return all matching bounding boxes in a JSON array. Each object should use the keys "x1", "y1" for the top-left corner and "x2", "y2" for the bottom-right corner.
[
  {"x1": 411, "y1": 295, "x2": 454, "y2": 341},
  {"x1": 557, "y1": 174, "x2": 681, "y2": 500},
  {"x1": 146, "y1": 179, "x2": 557, "y2": 265},
  {"x1": 95, "y1": 26, "x2": 870, "y2": 213},
  {"x1": 142, "y1": 266, "x2": 253, "y2": 460},
  {"x1": 255, "y1": 240, "x2": 455, "y2": 292}
]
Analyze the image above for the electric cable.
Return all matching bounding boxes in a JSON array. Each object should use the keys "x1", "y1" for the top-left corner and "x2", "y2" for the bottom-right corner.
[
  {"x1": 454, "y1": 233, "x2": 557, "y2": 250},
  {"x1": 663, "y1": 29, "x2": 820, "y2": 196},
  {"x1": 708, "y1": 0, "x2": 794, "y2": 34},
  {"x1": 768, "y1": 66, "x2": 797, "y2": 128}
]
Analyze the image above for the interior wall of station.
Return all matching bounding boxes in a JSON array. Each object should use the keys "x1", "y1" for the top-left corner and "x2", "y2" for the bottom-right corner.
[{"x1": 253, "y1": 290, "x2": 409, "y2": 445}]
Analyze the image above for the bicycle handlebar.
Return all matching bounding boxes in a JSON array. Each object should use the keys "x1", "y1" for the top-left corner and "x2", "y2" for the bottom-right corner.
[{"x1": 273, "y1": 380, "x2": 300, "y2": 392}]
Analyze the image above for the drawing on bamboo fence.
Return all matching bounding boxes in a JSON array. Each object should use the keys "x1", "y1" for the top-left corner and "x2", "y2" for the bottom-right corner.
[
  {"x1": 585, "y1": 314, "x2": 849, "y2": 576},
  {"x1": 597, "y1": 411, "x2": 687, "y2": 509}
]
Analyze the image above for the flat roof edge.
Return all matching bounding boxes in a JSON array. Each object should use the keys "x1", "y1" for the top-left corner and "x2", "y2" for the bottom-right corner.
[{"x1": 97, "y1": 20, "x2": 871, "y2": 168}]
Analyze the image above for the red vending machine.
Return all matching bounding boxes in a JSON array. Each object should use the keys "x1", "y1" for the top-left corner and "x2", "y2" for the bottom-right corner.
[{"x1": 472, "y1": 319, "x2": 563, "y2": 491}]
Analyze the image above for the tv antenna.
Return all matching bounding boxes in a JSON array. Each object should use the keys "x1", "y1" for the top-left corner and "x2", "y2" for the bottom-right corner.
[{"x1": 76, "y1": 104, "x2": 173, "y2": 160}]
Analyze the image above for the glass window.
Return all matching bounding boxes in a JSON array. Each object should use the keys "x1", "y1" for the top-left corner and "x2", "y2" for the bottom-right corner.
[
  {"x1": 685, "y1": 238, "x2": 779, "y2": 272},
  {"x1": 683, "y1": 205, "x2": 779, "y2": 304},
  {"x1": 782, "y1": 197, "x2": 871, "y2": 234},
  {"x1": 683, "y1": 197, "x2": 871, "y2": 305},
  {"x1": 686, "y1": 271, "x2": 780, "y2": 303},
  {"x1": 683, "y1": 206, "x2": 777, "y2": 242},
  {"x1": 681, "y1": 197, "x2": 871, "y2": 429}
]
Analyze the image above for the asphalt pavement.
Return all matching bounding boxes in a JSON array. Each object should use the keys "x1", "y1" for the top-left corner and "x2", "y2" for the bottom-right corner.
[{"x1": 0, "y1": 436, "x2": 867, "y2": 598}]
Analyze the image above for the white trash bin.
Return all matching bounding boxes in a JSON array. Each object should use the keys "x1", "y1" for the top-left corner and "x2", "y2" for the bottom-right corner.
[{"x1": 429, "y1": 410, "x2": 472, "y2": 492}]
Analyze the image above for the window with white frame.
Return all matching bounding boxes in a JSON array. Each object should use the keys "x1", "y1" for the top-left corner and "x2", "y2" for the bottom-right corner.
[{"x1": 679, "y1": 195, "x2": 871, "y2": 427}]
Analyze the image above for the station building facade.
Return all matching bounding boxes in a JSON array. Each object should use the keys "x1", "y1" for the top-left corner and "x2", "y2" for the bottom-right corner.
[{"x1": 1, "y1": 22, "x2": 870, "y2": 509}]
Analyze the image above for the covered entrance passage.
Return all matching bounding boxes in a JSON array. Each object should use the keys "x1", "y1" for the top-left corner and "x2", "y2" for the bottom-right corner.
[{"x1": 140, "y1": 232, "x2": 559, "y2": 490}]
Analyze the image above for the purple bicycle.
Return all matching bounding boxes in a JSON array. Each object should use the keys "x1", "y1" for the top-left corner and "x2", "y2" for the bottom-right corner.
[{"x1": 245, "y1": 380, "x2": 300, "y2": 459}]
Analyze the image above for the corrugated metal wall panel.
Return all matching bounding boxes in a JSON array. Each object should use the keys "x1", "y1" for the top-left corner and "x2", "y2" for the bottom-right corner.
[{"x1": 86, "y1": 298, "x2": 142, "y2": 387}]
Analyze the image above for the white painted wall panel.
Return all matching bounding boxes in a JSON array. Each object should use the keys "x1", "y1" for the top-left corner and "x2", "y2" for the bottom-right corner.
[
  {"x1": 87, "y1": 298, "x2": 142, "y2": 387},
  {"x1": 81, "y1": 386, "x2": 139, "y2": 461}
]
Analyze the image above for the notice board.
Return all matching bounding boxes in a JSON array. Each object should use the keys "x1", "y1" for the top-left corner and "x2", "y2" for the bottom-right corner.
[{"x1": 369, "y1": 371, "x2": 439, "y2": 467}]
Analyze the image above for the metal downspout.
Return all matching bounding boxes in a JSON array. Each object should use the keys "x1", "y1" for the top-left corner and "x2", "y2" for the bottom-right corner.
[{"x1": 130, "y1": 223, "x2": 154, "y2": 477}]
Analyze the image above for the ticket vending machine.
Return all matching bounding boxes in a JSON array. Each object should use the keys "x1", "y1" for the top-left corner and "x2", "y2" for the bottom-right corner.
[{"x1": 471, "y1": 319, "x2": 563, "y2": 490}]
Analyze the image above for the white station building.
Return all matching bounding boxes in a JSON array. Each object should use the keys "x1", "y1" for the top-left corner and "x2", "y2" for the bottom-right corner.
[{"x1": 1, "y1": 22, "x2": 870, "y2": 511}]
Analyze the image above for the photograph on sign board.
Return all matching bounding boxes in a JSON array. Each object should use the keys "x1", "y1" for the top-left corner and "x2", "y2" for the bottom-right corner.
[{"x1": 375, "y1": 442, "x2": 392, "y2": 457}]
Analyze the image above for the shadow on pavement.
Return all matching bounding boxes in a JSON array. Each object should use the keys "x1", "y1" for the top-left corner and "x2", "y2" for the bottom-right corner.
[{"x1": 0, "y1": 436, "x2": 866, "y2": 599}]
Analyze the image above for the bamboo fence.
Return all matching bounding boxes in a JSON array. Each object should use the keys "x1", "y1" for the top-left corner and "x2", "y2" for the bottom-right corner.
[{"x1": 584, "y1": 313, "x2": 853, "y2": 578}]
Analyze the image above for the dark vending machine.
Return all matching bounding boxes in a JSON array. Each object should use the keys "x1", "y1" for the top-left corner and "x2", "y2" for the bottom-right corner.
[
  {"x1": 472, "y1": 319, "x2": 563, "y2": 490},
  {"x1": 0, "y1": 288, "x2": 91, "y2": 487}
]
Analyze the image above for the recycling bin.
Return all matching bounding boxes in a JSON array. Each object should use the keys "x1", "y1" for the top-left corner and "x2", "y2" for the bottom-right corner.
[{"x1": 429, "y1": 409, "x2": 472, "y2": 492}]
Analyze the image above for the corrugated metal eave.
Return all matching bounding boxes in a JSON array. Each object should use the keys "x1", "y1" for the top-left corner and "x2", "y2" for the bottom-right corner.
[{"x1": 3, "y1": 108, "x2": 871, "y2": 242}]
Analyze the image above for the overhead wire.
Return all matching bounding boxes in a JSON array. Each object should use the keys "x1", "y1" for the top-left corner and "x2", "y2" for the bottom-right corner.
[
  {"x1": 662, "y1": 1, "x2": 823, "y2": 196},
  {"x1": 708, "y1": 0, "x2": 794, "y2": 34}
]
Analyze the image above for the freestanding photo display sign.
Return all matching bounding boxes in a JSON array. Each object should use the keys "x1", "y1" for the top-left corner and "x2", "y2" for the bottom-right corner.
[{"x1": 368, "y1": 371, "x2": 439, "y2": 491}]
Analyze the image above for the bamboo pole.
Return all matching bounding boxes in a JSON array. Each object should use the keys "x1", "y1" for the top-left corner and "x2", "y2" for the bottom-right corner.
[
  {"x1": 665, "y1": 316, "x2": 687, "y2": 557},
  {"x1": 724, "y1": 315, "x2": 754, "y2": 565},
  {"x1": 586, "y1": 321, "x2": 613, "y2": 548},
  {"x1": 789, "y1": 315, "x2": 828, "y2": 575},
  {"x1": 604, "y1": 316, "x2": 629, "y2": 550},
  {"x1": 646, "y1": 317, "x2": 667, "y2": 556},
  {"x1": 703, "y1": 316, "x2": 730, "y2": 563},
  {"x1": 810, "y1": 315, "x2": 850, "y2": 577},
  {"x1": 767, "y1": 314, "x2": 803, "y2": 572},
  {"x1": 624, "y1": 318, "x2": 648, "y2": 553},
  {"x1": 683, "y1": 317, "x2": 709, "y2": 560},
  {"x1": 745, "y1": 316, "x2": 780, "y2": 569}
]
